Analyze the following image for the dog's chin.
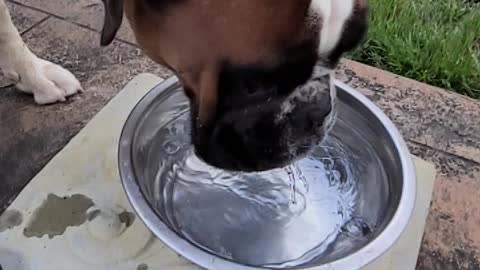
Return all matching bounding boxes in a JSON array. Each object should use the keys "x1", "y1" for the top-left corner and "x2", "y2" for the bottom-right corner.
[
  {"x1": 192, "y1": 128, "x2": 325, "y2": 172},
  {"x1": 190, "y1": 71, "x2": 336, "y2": 172},
  {"x1": 191, "y1": 111, "x2": 332, "y2": 172}
]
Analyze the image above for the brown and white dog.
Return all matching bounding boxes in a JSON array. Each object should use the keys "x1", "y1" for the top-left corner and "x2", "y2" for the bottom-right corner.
[{"x1": 1, "y1": 0, "x2": 368, "y2": 171}]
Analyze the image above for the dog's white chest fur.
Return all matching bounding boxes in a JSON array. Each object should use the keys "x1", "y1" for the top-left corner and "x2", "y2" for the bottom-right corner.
[{"x1": 309, "y1": 0, "x2": 354, "y2": 56}]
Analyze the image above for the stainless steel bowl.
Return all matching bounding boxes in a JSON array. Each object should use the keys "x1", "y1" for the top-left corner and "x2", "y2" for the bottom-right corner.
[{"x1": 119, "y1": 76, "x2": 416, "y2": 270}]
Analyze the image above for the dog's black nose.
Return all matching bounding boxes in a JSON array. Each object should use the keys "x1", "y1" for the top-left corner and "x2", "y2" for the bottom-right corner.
[
  {"x1": 200, "y1": 103, "x2": 280, "y2": 171},
  {"x1": 194, "y1": 91, "x2": 333, "y2": 172}
]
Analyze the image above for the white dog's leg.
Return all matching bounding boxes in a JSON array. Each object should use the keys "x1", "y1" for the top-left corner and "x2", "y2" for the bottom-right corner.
[{"x1": 0, "y1": 0, "x2": 82, "y2": 104}]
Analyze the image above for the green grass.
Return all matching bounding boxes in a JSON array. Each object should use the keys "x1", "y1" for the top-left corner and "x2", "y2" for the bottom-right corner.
[{"x1": 348, "y1": 0, "x2": 480, "y2": 99}]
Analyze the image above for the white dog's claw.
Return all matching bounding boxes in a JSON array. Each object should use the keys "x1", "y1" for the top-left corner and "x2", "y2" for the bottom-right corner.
[
  {"x1": 40, "y1": 59, "x2": 83, "y2": 98},
  {"x1": 33, "y1": 88, "x2": 67, "y2": 105}
]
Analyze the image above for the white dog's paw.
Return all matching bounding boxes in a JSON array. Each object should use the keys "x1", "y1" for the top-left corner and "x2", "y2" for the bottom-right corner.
[
  {"x1": 40, "y1": 59, "x2": 83, "y2": 98},
  {"x1": 12, "y1": 58, "x2": 83, "y2": 105}
]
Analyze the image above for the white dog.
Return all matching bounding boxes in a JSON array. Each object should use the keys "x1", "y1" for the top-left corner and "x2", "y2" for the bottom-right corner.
[{"x1": 0, "y1": 0, "x2": 82, "y2": 104}]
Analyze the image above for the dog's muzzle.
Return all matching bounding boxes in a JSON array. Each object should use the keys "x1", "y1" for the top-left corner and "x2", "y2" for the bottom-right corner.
[{"x1": 193, "y1": 70, "x2": 337, "y2": 172}]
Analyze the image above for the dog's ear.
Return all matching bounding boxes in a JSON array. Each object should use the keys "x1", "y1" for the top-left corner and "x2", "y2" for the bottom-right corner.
[{"x1": 100, "y1": 0, "x2": 124, "y2": 46}]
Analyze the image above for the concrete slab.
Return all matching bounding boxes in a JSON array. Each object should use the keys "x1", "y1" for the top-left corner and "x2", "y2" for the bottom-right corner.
[
  {"x1": 0, "y1": 73, "x2": 436, "y2": 270},
  {"x1": 10, "y1": 0, "x2": 136, "y2": 43},
  {"x1": 365, "y1": 157, "x2": 435, "y2": 270},
  {"x1": 409, "y1": 143, "x2": 480, "y2": 270},
  {"x1": 0, "y1": 17, "x2": 170, "y2": 212}
]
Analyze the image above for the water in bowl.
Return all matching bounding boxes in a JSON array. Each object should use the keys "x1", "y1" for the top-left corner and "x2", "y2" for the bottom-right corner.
[{"x1": 145, "y1": 105, "x2": 384, "y2": 268}]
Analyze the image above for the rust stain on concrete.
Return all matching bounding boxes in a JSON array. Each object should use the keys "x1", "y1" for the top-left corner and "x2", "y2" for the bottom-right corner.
[{"x1": 23, "y1": 194, "x2": 94, "y2": 239}]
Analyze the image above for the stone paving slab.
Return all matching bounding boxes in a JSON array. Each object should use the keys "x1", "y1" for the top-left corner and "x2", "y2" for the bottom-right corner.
[
  {"x1": 0, "y1": 2, "x2": 48, "y2": 87},
  {"x1": 11, "y1": 0, "x2": 136, "y2": 43},
  {"x1": 0, "y1": 17, "x2": 170, "y2": 213},
  {"x1": 336, "y1": 60, "x2": 480, "y2": 165},
  {"x1": 6, "y1": 1, "x2": 47, "y2": 33}
]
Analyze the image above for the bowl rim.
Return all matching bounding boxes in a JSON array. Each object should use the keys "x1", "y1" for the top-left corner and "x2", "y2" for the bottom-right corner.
[{"x1": 118, "y1": 76, "x2": 416, "y2": 270}]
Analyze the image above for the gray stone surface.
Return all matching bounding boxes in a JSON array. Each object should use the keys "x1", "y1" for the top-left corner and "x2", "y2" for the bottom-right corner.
[
  {"x1": 0, "y1": 2, "x2": 48, "y2": 87},
  {"x1": 336, "y1": 60, "x2": 480, "y2": 165},
  {"x1": 11, "y1": 0, "x2": 136, "y2": 43},
  {"x1": 6, "y1": 1, "x2": 47, "y2": 33}
]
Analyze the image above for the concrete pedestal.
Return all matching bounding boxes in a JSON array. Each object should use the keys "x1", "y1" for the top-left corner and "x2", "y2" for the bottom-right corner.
[{"x1": 0, "y1": 74, "x2": 436, "y2": 270}]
